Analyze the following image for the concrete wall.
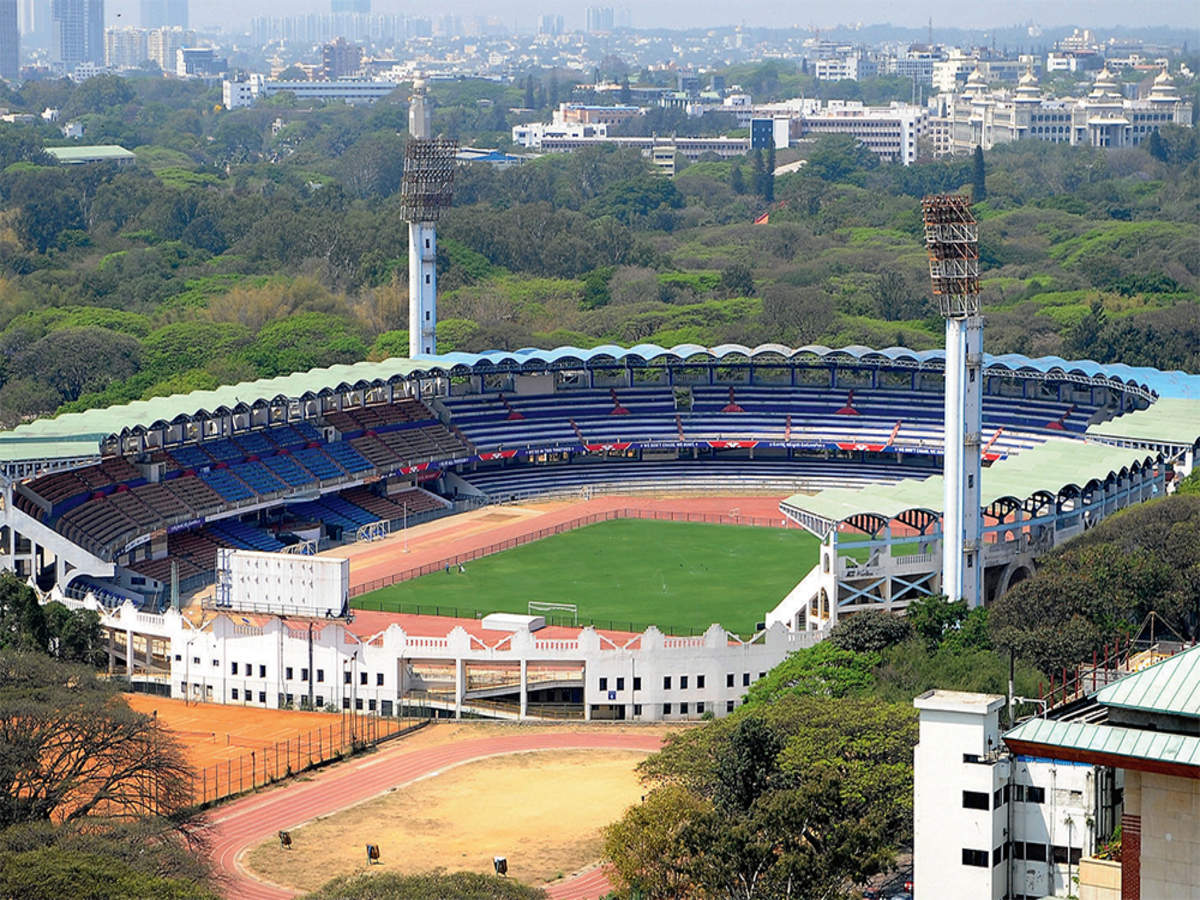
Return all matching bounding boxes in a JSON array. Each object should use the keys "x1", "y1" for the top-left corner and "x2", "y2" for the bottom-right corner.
[{"x1": 1126, "y1": 770, "x2": 1200, "y2": 899}]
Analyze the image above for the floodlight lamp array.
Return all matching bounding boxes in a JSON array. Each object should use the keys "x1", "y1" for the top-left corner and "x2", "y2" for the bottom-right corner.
[
  {"x1": 921, "y1": 194, "x2": 981, "y2": 318},
  {"x1": 400, "y1": 137, "x2": 458, "y2": 222}
]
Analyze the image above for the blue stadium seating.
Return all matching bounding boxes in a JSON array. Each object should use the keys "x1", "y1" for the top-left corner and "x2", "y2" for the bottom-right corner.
[
  {"x1": 261, "y1": 454, "x2": 314, "y2": 488},
  {"x1": 232, "y1": 430, "x2": 274, "y2": 456},
  {"x1": 209, "y1": 519, "x2": 285, "y2": 553},
  {"x1": 322, "y1": 441, "x2": 374, "y2": 474},
  {"x1": 171, "y1": 444, "x2": 213, "y2": 470},
  {"x1": 292, "y1": 447, "x2": 344, "y2": 481},
  {"x1": 198, "y1": 468, "x2": 255, "y2": 503},
  {"x1": 229, "y1": 461, "x2": 287, "y2": 495}
]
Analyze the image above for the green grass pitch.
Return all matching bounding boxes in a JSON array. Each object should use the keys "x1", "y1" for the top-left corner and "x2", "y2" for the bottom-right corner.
[{"x1": 352, "y1": 519, "x2": 819, "y2": 635}]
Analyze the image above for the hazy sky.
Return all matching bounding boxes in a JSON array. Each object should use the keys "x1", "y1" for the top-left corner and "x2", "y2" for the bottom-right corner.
[{"x1": 107, "y1": 0, "x2": 1199, "y2": 32}]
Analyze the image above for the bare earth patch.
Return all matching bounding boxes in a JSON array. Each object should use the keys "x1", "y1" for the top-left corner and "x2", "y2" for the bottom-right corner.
[{"x1": 243, "y1": 748, "x2": 648, "y2": 891}]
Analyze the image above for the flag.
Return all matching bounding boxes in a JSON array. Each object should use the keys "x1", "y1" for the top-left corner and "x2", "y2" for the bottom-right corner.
[{"x1": 753, "y1": 212, "x2": 769, "y2": 225}]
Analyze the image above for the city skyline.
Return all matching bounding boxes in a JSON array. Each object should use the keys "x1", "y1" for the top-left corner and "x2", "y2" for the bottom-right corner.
[{"x1": 99, "y1": 0, "x2": 1197, "y2": 33}]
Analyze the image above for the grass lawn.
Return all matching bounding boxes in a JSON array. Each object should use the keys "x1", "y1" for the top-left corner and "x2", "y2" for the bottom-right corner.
[{"x1": 353, "y1": 519, "x2": 819, "y2": 635}]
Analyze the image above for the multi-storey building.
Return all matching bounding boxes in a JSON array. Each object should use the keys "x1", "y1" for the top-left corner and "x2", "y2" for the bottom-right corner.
[
  {"x1": 0, "y1": 0, "x2": 17, "y2": 81},
  {"x1": 104, "y1": 26, "x2": 147, "y2": 69},
  {"x1": 146, "y1": 26, "x2": 191, "y2": 71},
  {"x1": 321, "y1": 36, "x2": 362, "y2": 80},
  {"x1": 941, "y1": 66, "x2": 1192, "y2": 155},
  {"x1": 794, "y1": 100, "x2": 929, "y2": 165},
  {"x1": 51, "y1": 0, "x2": 103, "y2": 69}
]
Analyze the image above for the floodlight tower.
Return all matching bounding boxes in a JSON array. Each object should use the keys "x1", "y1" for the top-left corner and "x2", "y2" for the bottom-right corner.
[
  {"x1": 402, "y1": 78, "x2": 458, "y2": 357},
  {"x1": 922, "y1": 195, "x2": 983, "y2": 608}
]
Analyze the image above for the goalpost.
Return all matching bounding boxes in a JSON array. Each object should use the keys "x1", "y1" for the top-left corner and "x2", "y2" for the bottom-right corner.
[{"x1": 528, "y1": 601, "x2": 578, "y2": 626}]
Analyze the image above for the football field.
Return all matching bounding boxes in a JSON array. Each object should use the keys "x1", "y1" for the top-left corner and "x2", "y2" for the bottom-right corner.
[{"x1": 353, "y1": 519, "x2": 818, "y2": 635}]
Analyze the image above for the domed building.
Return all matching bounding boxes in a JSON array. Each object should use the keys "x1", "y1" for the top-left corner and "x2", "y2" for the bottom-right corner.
[{"x1": 940, "y1": 63, "x2": 1191, "y2": 155}]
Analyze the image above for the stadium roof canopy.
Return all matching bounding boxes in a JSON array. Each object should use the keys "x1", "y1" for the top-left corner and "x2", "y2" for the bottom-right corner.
[
  {"x1": 1, "y1": 343, "x2": 1198, "y2": 466},
  {"x1": 780, "y1": 439, "x2": 1162, "y2": 536},
  {"x1": 1086, "y1": 397, "x2": 1200, "y2": 450}
]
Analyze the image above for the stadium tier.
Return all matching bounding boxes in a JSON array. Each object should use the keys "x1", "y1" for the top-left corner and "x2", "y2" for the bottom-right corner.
[{"x1": 0, "y1": 343, "x2": 1194, "y2": 611}]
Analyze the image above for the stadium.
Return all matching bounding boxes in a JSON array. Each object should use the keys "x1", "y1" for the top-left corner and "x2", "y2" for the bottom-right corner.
[{"x1": 2, "y1": 341, "x2": 1198, "y2": 721}]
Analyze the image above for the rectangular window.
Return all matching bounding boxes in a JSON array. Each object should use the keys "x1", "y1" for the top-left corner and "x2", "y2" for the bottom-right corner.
[
  {"x1": 994, "y1": 788, "x2": 1004, "y2": 808},
  {"x1": 961, "y1": 848, "x2": 988, "y2": 868},
  {"x1": 616, "y1": 677, "x2": 625, "y2": 691},
  {"x1": 360, "y1": 672, "x2": 367, "y2": 685},
  {"x1": 1011, "y1": 784, "x2": 1025, "y2": 802},
  {"x1": 368, "y1": 699, "x2": 377, "y2": 712},
  {"x1": 258, "y1": 691, "x2": 266, "y2": 704},
  {"x1": 696, "y1": 675, "x2": 705, "y2": 689},
  {"x1": 633, "y1": 676, "x2": 641, "y2": 691},
  {"x1": 680, "y1": 675, "x2": 688, "y2": 690},
  {"x1": 993, "y1": 846, "x2": 1004, "y2": 866},
  {"x1": 1012, "y1": 841, "x2": 1025, "y2": 860},
  {"x1": 679, "y1": 702, "x2": 689, "y2": 715},
  {"x1": 633, "y1": 704, "x2": 642, "y2": 716},
  {"x1": 663, "y1": 703, "x2": 672, "y2": 715},
  {"x1": 342, "y1": 697, "x2": 350, "y2": 709},
  {"x1": 599, "y1": 677, "x2": 608, "y2": 690},
  {"x1": 1026, "y1": 786, "x2": 1046, "y2": 804},
  {"x1": 317, "y1": 669, "x2": 324, "y2": 683},
  {"x1": 285, "y1": 667, "x2": 293, "y2": 680},
  {"x1": 376, "y1": 673, "x2": 384, "y2": 686},
  {"x1": 663, "y1": 676, "x2": 671, "y2": 690},
  {"x1": 355, "y1": 697, "x2": 363, "y2": 710},
  {"x1": 231, "y1": 688, "x2": 239, "y2": 700},
  {"x1": 726, "y1": 699, "x2": 735, "y2": 713},
  {"x1": 962, "y1": 791, "x2": 989, "y2": 811},
  {"x1": 285, "y1": 693, "x2": 293, "y2": 705},
  {"x1": 192, "y1": 656, "x2": 200, "y2": 665},
  {"x1": 743, "y1": 673, "x2": 750, "y2": 686},
  {"x1": 231, "y1": 662, "x2": 239, "y2": 675},
  {"x1": 1025, "y1": 843, "x2": 1047, "y2": 862},
  {"x1": 301, "y1": 668, "x2": 309, "y2": 681},
  {"x1": 726, "y1": 673, "x2": 734, "y2": 688},
  {"x1": 316, "y1": 696, "x2": 324, "y2": 707},
  {"x1": 696, "y1": 702, "x2": 704, "y2": 714},
  {"x1": 344, "y1": 670, "x2": 352, "y2": 684},
  {"x1": 259, "y1": 664, "x2": 266, "y2": 678},
  {"x1": 212, "y1": 659, "x2": 219, "y2": 667}
]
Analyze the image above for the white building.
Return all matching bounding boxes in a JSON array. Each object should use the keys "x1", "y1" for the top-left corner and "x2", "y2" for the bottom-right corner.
[
  {"x1": 795, "y1": 101, "x2": 930, "y2": 165},
  {"x1": 511, "y1": 119, "x2": 609, "y2": 149},
  {"x1": 939, "y1": 66, "x2": 1193, "y2": 156},
  {"x1": 93, "y1": 598, "x2": 816, "y2": 722},
  {"x1": 222, "y1": 75, "x2": 261, "y2": 110},
  {"x1": 813, "y1": 53, "x2": 877, "y2": 82},
  {"x1": 914, "y1": 690, "x2": 1119, "y2": 900},
  {"x1": 220, "y1": 77, "x2": 400, "y2": 108},
  {"x1": 104, "y1": 27, "x2": 147, "y2": 70}
]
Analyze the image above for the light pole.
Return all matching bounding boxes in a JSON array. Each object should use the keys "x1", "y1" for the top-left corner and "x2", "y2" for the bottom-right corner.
[{"x1": 403, "y1": 502, "x2": 408, "y2": 553}]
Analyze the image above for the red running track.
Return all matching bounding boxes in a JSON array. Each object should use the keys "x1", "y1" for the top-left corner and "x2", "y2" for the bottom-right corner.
[{"x1": 203, "y1": 731, "x2": 662, "y2": 900}]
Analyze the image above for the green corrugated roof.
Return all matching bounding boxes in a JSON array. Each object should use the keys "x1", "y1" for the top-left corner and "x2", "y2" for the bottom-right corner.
[
  {"x1": 1087, "y1": 398, "x2": 1200, "y2": 447},
  {"x1": 45, "y1": 145, "x2": 137, "y2": 162},
  {"x1": 1095, "y1": 644, "x2": 1200, "y2": 719},
  {"x1": 781, "y1": 438, "x2": 1158, "y2": 530},
  {"x1": 0, "y1": 358, "x2": 426, "y2": 463},
  {"x1": 1004, "y1": 716, "x2": 1200, "y2": 769}
]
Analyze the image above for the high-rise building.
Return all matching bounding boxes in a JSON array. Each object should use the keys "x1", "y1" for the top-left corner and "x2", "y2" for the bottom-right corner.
[
  {"x1": 146, "y1": 25, "x2": 191, "y2": 71},
  {"x1": 51, "y1": 0, "x2": 103, "y2": 69},
  {"x1": 140, "y1": 0, "x2": 187, "y2": 29},
  {"x1": 104, "y1": 26, "x2": 147, "y2": 69},
  {"x1": 331, "y1": 0, "x2": 369, "y2": 12},
  {"x1": 537, "y1": 14, "x2": 563, "y2": 36},
  {"x1": 585, "y1": 6, "x2": 613, "y2": 33},
  {"x1": 0, "y1": 0, "x2": 18, "y2": 81},
  {"x1": 321, "y1": 36, "x2": 361, "y2": 80}
]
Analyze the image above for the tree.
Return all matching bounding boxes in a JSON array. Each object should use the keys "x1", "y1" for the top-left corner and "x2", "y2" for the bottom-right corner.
[
  {"x1": 0, "y1": 652, "x2": 194, "y2": 826},
  {"x1": 804, "y1": 134, "x2": 878, "y2": 182},
  {"x1": 743, "y1": 641, "x2": 880, "y2": 703},
  {"x1": 0, "y1": 849, "x2": 215, "y2": 900},
  {"x1": 829, "y1": 610, "x2": 912, "y2": 653},
  {"x1": 1147, "y1": 128, "x2": 1167, "y2": 162},
  {"x1": 719, "y1": 262, "x2": 755, "y2": 298},
  {"x1": 0, "y1": 574, "x2": 48, "y2": 653},
  {"x1": 763, "y1": 143, "x2": 776, "y2": 202},
  {"x1": 523, "y1": 74, "x2": 534, "y2": 109},
  {"x1": 729, "y1": 162, "x2": 745, "y2": 194},
  {"x1": 303, "y1": 871, "x2": 546, "y2": 899},
  {"x1": 619, "y1": 75, "x2": 632, "y2": 105},
  {"x1": 759, "y1": 284, "x2": 834, "y2": 345},
  {"x1": 905, "y1": 595, "x2": 968, "y2": 650},
  {"x1": 972, "y1": 145, "x2": 987, "y2": 201},
  {"x1": 603, "y1": 786, "x2": 710, "y2": 900},
  {"x1": 10, "y1": 327, "x2": 141, "y2": 403}
]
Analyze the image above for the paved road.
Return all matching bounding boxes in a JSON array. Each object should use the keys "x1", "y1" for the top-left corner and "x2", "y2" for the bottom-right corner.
[{"x1": 203, "y1": 730, "x2": 661, "y2": 900}]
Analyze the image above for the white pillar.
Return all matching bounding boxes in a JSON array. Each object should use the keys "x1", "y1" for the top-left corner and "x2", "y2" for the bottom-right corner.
[
  {"x1": 125, "y1": 630, "x2": 134, "y2": 676},
  {"x1": 942, "y1": 319, "x2": 965, "y2": 604},
  {"x1": 408, "y1": 221, "x2": 437, "y2": 357},
  {"x1": 519, "y1": 659, "x2": 528, "y2": 720},
  {"x1": 454, "y1": 658, "x2": 464, "y2": 720},
  {"x1": 962, "y1": 316, "x2": 984, "y2": 607}
]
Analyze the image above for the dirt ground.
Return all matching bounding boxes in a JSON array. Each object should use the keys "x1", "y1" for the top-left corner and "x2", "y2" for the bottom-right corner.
[
  {"x1": 371, "y1": 719, "x2": 688, "y2": 752},
  {"x1": 243, "y1": 748, "x2": 649, "y2": 891}
]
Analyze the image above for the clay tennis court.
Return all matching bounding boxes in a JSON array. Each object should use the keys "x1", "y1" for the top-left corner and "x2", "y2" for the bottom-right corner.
[
  {"x1": 244, "y1": 747, "x2": 649, "y2": 892},
  {"x1": 325, "y1": 493, "x2": 794, "y2": 594},
  {"x1": 124, "y1": 694, "x2": 413, "y2": 803}
]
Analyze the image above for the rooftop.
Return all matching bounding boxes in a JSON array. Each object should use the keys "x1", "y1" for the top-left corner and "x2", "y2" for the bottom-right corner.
[
  {"x1": 45, "y1": 145, "x2": 136, "y2": 164},
  {"x1": 1096, "y1": 644, "x2": 1200, "y2": 720}
]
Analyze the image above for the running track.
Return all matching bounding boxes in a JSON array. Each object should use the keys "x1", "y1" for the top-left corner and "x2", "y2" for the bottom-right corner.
[{"x1": 203, "y1": 731, "x2": 662, "y2": 900}]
